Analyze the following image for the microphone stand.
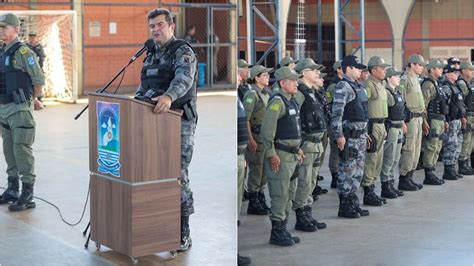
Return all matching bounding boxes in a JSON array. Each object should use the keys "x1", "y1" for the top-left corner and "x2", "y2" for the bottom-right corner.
[{"x1": 74, "y1": 48, "x2": 148, "y2": 120}]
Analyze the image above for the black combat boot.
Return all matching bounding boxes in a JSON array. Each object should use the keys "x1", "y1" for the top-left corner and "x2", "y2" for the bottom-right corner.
[
  {"x1": 467, "y1": 159, "x2": 474, "y2": 174},
  {"x1": 371, "y1": 184, "x2": 387, "y2": 204},
  {"x1": 243, "y1": 189, "x2": 249, "y2": 201},
  {"x1": 398, "y1": 172, "x2": 419, "y2": 191},
  {"x1": 269, "y1": 220, "x2": 295, "y2": 246},
  {"x1": 363, "y1": 185, "x2": 383, "y2": 206},
  {"x1": 312, "y1": 184, "x2": 328, "y2": 199},
  {"x1": 0, "y1": 177, "x2": 20, "y2": 204},
  {"x1": 283, "y1": 218, "x2": 300, "y2": 243},
  {"x1": 338, "y1": 194, "x2": 360, "y2": 218},
  {"x1": 407, "y1": 170, "x2": 423, "y2": 190},
  {"x1": 423, "y1": 167, "x2": 444, "y2": 185},
  {"x1": 381, "y1": 181, "x2": 398, "y2": 199},
  {"x1": 389, "y1": 180, "x2": 404, "y2": 197},
  {"x1": 294, "y1": 208, "x2": 317, "y2": 232},
  {"x1": 303, "y1": 205, "x2": 327, "y2": 229},
  {"x1": 443, "y1": 164, "x2": 458, "y2": 180},
  {"x1": 458, "y1": 160, "x2": 473, "y2": 175},
  {"x1": 247, "y1": 192, "x2": 268, "y2": 215},
  {"x1": 177, "y1": 215, "x2": 192, "y2": 252},
  {"x1": 258, "y1": 191, "x2": 270, "y2": 212},
  {"x1": 455, "y1": 166, "x2": 464, "y2": 179},
  {"x1": 350, "y1": 193, "x2": 369, "y2": 216},
  {"x1": 8, "y1": 182, "x2": 36, "y2": 212},
  {"x1": 330, "y1": 172, "x2": 338, "y2": 189},
  {"x1": 238, "y1": 254, "x2": 251, "y2": 266},
  {"x1": 317, "y1": 175, "x2": 324, "y2": 181}
]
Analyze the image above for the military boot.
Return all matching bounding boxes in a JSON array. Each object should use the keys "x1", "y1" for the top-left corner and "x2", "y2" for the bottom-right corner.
[
  {"x1": 458, "y1": 160, "x2": 473, "y2": 175},
  {"x1": 258, "y1": 191, "x2": 270, "y2": 212},
  {"x1": 371, "y1": 184, "x2": 387, "y2": 204},
  {"x1": 407, "y1": 170, "x2": 423, "y2": 190},
  {"x1": 423, "y1": 167, "x2": 444, "y2": 185},
  {"x1": 283, "y1": 218, "x2": 300, "y2": 243},
  {"x1": 330, "y1": 172, "x2": 338, "y2": 189},
  {"x1": 363, "y1": 185, "x2": 384, "y2": 206},
  {"x1": 303, "y1": 205, "x2": 327, "y2": 229},
  {"x1": 443, "y1": 164, "x2": 458, "y2": 180},
  {"x1": 389, "y1": 180, "x2": 404, "y2": 197},
  {"x1": 398, "y1": 172, "x2": 419, "y2": 191},
  {"x1": 455, "y1": 167, "x2": 464, "y2": 179},
  {"x1": 177, "y1": 215, "x2": 192, "y2": 252},
  {"x1": 238, "y1": 254, "x2": 251, "y2": 266},
  {"x1": 247, "y1": 192, "x2": 268, "y2": 215},
  {"x1": 269, "y1": 220, "x2": 295, "y2": 246},
  {"x1": 294, "y1": 208, "x2": 317, "y2": 232},
  {"x1": 381, "y1": 181, "x2": 398, "y2": 199},
  {"x1": 8, "y1": 182, "x2": 36, "y2": 212},
  {"x1": 467, "y1": 159, "x2": 474, "y2": 174},
  {"x1": 0, "y1": 177, "x2": 20, "y2": 204},
  {"x1": 338, "y1": 194, "x2": 360, "y2": 218},
  {"x1": 350, "y1": 193, "x2": 370, "y2": 216}
]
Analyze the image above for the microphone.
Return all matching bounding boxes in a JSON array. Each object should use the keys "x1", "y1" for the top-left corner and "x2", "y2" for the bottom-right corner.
[{"x1": 129, "y1": 39, "x2": 155, "y2": 63}]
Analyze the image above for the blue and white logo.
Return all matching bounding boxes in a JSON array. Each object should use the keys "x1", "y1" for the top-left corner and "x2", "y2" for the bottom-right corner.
[{"x1": 97, "y1": 101, "x2": 121, "y2": 177}]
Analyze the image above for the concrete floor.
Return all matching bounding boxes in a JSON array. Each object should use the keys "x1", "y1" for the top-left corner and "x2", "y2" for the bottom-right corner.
[
  {"x1": 0, "y1": 93, "x2": 237, "y2": 266},
  {"x1": 239, "y1": 156, "x2": 474, "y2": 265}
]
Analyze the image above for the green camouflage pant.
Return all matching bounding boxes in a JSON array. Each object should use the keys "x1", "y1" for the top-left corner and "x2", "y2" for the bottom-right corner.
[
  {"x1": 459, "y1": 115, "x2": 474, "y2": 161},
  {"x1": 362, "y1": 123, "x2": 386, "y2": 186},
  {"x1": 422, "y1": 118, "x2": 445, "y2": 169},
  {"x1": 245, "y1": 142, "x2": 266, "y2": 193},
  {"x1": 0, "y1": 109, "x2": 36, "y2": 184},
  {"x1": 399, "y1": 117, "x2": 423, "y2": 175}
]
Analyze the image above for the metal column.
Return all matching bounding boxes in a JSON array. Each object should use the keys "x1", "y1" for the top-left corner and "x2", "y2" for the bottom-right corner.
[{"x1": 334, "y1": 0, "x2": 365, "y2": 62}]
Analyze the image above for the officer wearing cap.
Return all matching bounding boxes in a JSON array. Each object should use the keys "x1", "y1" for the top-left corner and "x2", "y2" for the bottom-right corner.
[
  {"x1": 278, "y1": 56, "x2": 298, "y2": 70},
  {"x1": 441, "y1": 63, "x2": 467, "y2": 180},
  {"x1": 0, "y1": 13, "x2": 45, "y2": 211},
  {"x1": 361, "y1": 56, "x2": 390, "y2": 206},
  {"x1": 420, "y1": 59, "x2": 448, "y2": 186},
  {"x1": 261, "y1": 66, "x2": 303, "y2": 246},
  {"x1": 397, "y1": 54, "x2": 426, "y2": 191},
  {"x1": 243, "y1": 64, "x2": 272, "y2": 215},
  {"x1": 456, "y1": 61, "x2": 474, "y2": 175},
  {"x1": 380, "y1": 67, "x2": 406, "y2": 198},
  {"x1": 331, "y1": 55, "x2": 369, "y2": 218},
  {"x1": 26, "y1": 32, "x2": 45, "y2": 70},
  {"x1": 324, "y1": 60, "x2": 343, "y2": 189},
  {"x1": 291, "y1": 58, "x2": 327, "y2": 233},
  {"x1": 238, "y1": 59, "x2": 251, "y2": 101}
]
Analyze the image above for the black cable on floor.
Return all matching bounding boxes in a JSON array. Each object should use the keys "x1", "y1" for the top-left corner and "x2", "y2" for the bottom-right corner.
[{"x1": 0, "y1": 181, "x2": 90, "y2": 227}]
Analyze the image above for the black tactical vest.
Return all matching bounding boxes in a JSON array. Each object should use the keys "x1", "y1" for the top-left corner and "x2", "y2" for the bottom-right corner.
[
  {"x1": 445, "y1": 80, "x2": 466, "y2": 120},
  {"x1": 458, "y1": 77, "x2": 474, "y2": 112},
  {"x1": 341, "y1": 78, "x2": 369, "y2": 122},
  {"x1": 387, "y1": 88, "x2": 406, "y2": 121},
  {"x1": 272, "y1": 93, "x2": 301, "y2": 140},
  {"x1": 423, "y1": 78, "x2": 449, "y2": 116},
  {"x1": 0, "y1": 42, "x2": 34, "y2": 102},
  {"x1": 140, "y1": 39, "x2": 197, "y2": 109},
  {"x1": 237, "y1": 97, "x2": 249, "y2": 145},
  {"x1": 238, "y1": 82, "x2": 250, "y2": 101},
  {"x1": 298, "y1": 83, "x2": 326, "y2": 134}
]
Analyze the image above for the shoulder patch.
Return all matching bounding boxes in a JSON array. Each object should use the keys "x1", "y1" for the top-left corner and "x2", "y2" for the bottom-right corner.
[
  {"x1": 27, "y1": 57, "x2": 35, "y2": 65},
  {"x1": 270, "y1": 103, "x2": 281, "y2": 111},
  {"x1": 245, "y1": 97, "x2": 254, "y2": 104},
  {"x1": 19, "y1": 46, "x2": 28, "y2": 55}
]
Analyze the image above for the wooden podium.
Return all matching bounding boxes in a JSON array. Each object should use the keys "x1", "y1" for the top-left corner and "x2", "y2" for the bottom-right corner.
[{"x1": 88, "y1": 92, "x2": 182, "y2": 261}]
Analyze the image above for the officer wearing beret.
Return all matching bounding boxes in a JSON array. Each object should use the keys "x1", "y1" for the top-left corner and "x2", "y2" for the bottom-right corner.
[
  {"x1": 0, "y1": 13, "x2": 45, "y2": 211},
  {"x1": 456, "y1": 61, "x2": 474, "y2": 175},
  {"x1": 261, "y1": 66, "x2": 304, "y2": 246}
]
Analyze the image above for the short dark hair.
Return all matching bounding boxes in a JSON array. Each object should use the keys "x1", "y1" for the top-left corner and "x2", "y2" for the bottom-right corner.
[{"x1": 148, "y1": 8, "x2": 175, "y2": 25}]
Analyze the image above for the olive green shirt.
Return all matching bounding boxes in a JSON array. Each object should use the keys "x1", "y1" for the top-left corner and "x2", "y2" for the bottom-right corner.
[
  {"x1": 365, "y1": 75, "x2": 388, "y2": 118},
  {"x1": 261, "y1": 87, "x2": 301, "y2": 160},
  {"x1": 242, "y1": 84, "x2": 270, "y2": 142},
  {"x1": 421, "y1": 76, "x2": 439, "y2": 117},
  {"x1": 399, "y1": 72, "x2": 425, "y2": 113}
]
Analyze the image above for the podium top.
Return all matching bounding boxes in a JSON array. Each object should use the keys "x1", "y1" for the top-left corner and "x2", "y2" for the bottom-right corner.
[{"x1": 87, "y1": 92, "x2": 182, "y2": 117}]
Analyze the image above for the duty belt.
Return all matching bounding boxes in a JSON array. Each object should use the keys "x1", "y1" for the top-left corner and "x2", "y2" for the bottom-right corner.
[
  {"x1": 411, "y1": 112, "x2": 424, "y2": 118},
  {"x1": 343, "y1": 128, "x2": 366, "y2": 139},
  {"x1": 274, "y1": 142, "x2": 300, "y2": 154},
  {"x1": 428, "y1": 113, "x2": 445, "y2": 121},
  {"x1": 302, "y1": 134, "x2": 322, "y2": 143},
  {"x1": 386, "y1": 120, "x2": 403, "y2": 128},
  {"x1": 369, "y1": 118, "x2": 386, "y2": 123}
]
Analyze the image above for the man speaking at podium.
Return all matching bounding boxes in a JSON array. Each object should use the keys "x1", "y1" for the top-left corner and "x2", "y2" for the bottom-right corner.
[{"x1": 135, "y1": 8, "x2": 198, "y2": 251}]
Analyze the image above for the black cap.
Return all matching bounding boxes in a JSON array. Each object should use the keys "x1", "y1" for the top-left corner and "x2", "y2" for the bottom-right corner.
[
  {"x1": 447, "y1": 57, "x2": 461, "y2": 65},
  {"x1": 341, "y1": 55, "x2": 366, "y2": 70},
  {"x1": 443, "y1": 64, "x2": 461, "y2": 74}
]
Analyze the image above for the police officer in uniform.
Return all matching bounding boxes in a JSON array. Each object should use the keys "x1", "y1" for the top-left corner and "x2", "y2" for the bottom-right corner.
[
  {"x1": 441, "y1": 64, "x2": 467, "y2": 180},
  {"x1": 238, "y1": 59, "x2": 251, "y2": 101},
  {"x1": 421, "y1": 59, "x2": 448, "y2": 185},
  {"x1": 456, "y1": 61, "x2": 474, "y2": 175},
  {"x1": 261, "y1": 66, "x2": 303, "y2": 246},
  {"x1": 380, "y1": 67, "x2": 406, "y2": 198},
  {"x1": 0, "y1": 13, "x2": 45, "y2": 211},
  {"x1": 331, "y1": 55, "x2": 369, "y2": 218},
  {"x1": 243, "y1": 65, "x2": 272, "y2": 215},
  {"x1": 291, "y1": 58, "x2": 327, "y2": 232},
  {"x1": 270, "y1": 56, "x2": 298, "y2": 91},
  {"x1": 398, "y1": 54, "x2": 426, "y2": 191},
  {"x1": 134, "y1": 8, "x2": 198, "y2": 251},
  {"x1": 361, "y1": 56, "x2": 390, "y2": 206},
  {"x1": 26, "y1": 32, "x2": 45, "y2": 70}
]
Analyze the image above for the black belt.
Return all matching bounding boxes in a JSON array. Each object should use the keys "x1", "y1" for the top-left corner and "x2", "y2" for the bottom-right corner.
[
  {"x1": 386, "y1": 120, "x2": 403, "y2": 128},
  {"x1": 411, "y1": 112, "x2": 423, "y2": 118},
  {"x1": 428, "y1": 113, "x2": 446, "y2": 121},
  {"x1": 0, "y1": 95, "x2": 14, "y2": 104},
  {"x1": 302, "y1": 134, "x2": 322, "y2": 143},
  {"x1": 343, "y1": 128, "x2": 366, "y2": 139},
  {"x1": 369, "y1": 118, "x2": 386, "y2": 123},
  {"x1": 274, "y1": 142, "x2": 300, "y2": 154},
  {"x1": 237, "y1": 147, "x2": 246, "y2": 155}
]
